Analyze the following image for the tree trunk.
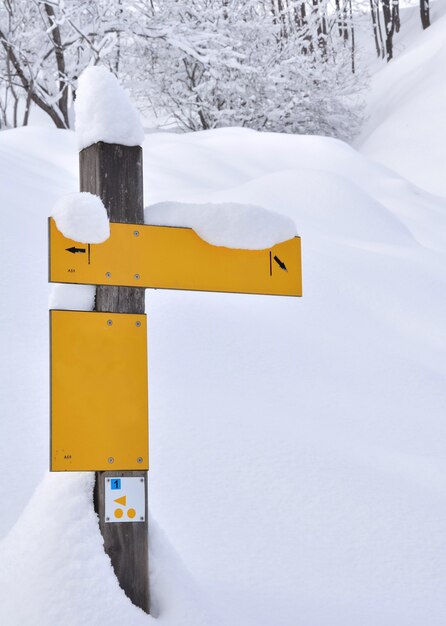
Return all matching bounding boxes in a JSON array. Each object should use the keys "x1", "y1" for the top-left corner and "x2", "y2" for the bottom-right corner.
[
  {"x1": 393, "y1": 0, "x2": 401, "y2": 33},
  {"x1": 382, "y1": 0, "x2": 395, "y2": 61},
  {"x1": 349, "y1": 0, "x2": 355, "y2": 73},
  {"x1": 312, "y1": 0, "x2": 327, "y2": 55},
  {"x1": 376, "y1": 0, "x2": 386, "y2": 58},
  {"x1": 277, "y1": 0, "x2": 288, "y2": 40},
  {"x1": 370, "y1": 0, "x2": 382, "y2": 57},
  {"x1": 420, "y1": 0, "x2": 430, "y2": 29},
  {"x1": 22, "y1": 90, "x2": 32, "y2": 126},
  {"x1": 43, "y1": 2, "x2": 70, "y2": 128}
]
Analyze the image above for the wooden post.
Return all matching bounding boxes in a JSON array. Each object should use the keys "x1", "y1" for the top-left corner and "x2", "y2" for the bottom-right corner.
[{"x1": 79, "y1": 141, "x2": 149, "y2": 613}]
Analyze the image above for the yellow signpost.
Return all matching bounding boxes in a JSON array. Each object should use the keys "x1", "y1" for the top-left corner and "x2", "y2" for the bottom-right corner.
[
  {"x1": 49, "y1": 131, "x2": 303, "y2": 613},
  {"x1": 49, "y1": 218, "x2": 302, "y2": 297},
  {"x1": 50, "y1": 310, "x2": 148, "y2": 471}
]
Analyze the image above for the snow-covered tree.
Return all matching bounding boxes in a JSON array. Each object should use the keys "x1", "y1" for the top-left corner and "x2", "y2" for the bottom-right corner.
[
  {"x1": 131, "y1": 0, "x2": 365, "y2": 140},
  {"x1": 367, "y1": 0, "x2": 431, "y2": 62},
  {"x1": 0, "y1": 0, "x2": 124, "y2": 128},
  {"x1": 0, "y1": 0, "x2": 366, "y2": 138}
]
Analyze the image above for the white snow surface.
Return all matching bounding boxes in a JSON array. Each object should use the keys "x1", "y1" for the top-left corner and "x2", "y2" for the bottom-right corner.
[
  {"x1": 0, "y1": 473, "x2": 217, "y2": 626},
  {"x1": 52, "y1": 191, "x2": 110, "y2": 243},
  {"x1": 145, "y1": 201, "x2": 297, "y2": 249},
  {"x1": 75, "y1": 66, "x2": 144, "y2": 150},
  {"x1": 358, "y1": 2, "x2": 446, "y2": 197},
  {"x1": 2, "y1": 21, "x2": 446, "y2": 621},
  {"x1": 1, "y1": 123, "x2": 445, "y2": 626},
  {"x1": 48, "y1": 284, "x2": 96, "y2": 311}
]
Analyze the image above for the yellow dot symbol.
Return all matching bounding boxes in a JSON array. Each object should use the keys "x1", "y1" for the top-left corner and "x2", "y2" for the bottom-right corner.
[
  {"x1": 127, "y1": 508, "x2": 136, "y2": 519},
  {"x1": 114, "y1": 508, "x2": 124, "y2": 519}
]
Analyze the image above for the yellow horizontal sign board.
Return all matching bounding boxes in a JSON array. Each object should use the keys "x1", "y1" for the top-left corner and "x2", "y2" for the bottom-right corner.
[
  {"x1": 49, "y1": 218, "x2": 302, "y2": 296},
  {"x1": 50, "y1": 310, "x2": 148, "y2": 471}
]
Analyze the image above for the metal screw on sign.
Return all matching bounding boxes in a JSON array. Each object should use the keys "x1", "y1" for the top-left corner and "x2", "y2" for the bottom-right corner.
[
  {"x1": 134, "y1": 230, "x2": 139, "y2": 237},
  {"x1": 137, "y1": 457, "x2": 143, "y2": 464},
  {"x1": 134, "y1": 273, "x2": 140, "y2": 280},
  {"x1": 136, "y1": 321, "x2": 141, "y2": 327},
  {"x1": 105, "y1": 272, "x2": 111, "y2": 278},
  {"x1": 107, "y1": 320, "x2": 113, "y2": 326},
  {"x1": 107, "y1": 457, "x2": 114, "y2": 464}
]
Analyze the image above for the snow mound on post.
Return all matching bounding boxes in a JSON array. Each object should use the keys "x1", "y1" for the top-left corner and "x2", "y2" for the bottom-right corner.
[
  {"x1": 0, "y1": 472, "x2": 220, "y2": 626},
  {"x1": 75, "y1": 66, "x2": 144, "y2": 151},
  {"x1": 52, "y1": 192, "x2": 110, "y2": 243},
  {"x1": 0, "y1": 473, "x2": 150, "y2": 625},
  {"x1": 144, "y1": 201, "x2": 297, "y2": 249}
]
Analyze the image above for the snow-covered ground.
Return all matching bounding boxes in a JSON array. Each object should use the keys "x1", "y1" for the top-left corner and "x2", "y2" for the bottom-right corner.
[
  {"x1": 357, "y1": 1, "x2": 446, "y2": 197},
  {"x1": 1, "y1": 6, "x2": 446, "y2": 625}
]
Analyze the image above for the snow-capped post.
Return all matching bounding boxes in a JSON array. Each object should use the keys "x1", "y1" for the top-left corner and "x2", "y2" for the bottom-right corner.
[
  {"x1": 75, "y1": 67, "x2": 149, "y2": 613},
  {"x1": 48, "y1": 64, "x2": 301, "y2": 617}
]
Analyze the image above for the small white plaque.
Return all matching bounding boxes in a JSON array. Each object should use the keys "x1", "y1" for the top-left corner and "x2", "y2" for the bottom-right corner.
[{"x1": 105, "y1": 476, "x2": 146, "y2": 523}]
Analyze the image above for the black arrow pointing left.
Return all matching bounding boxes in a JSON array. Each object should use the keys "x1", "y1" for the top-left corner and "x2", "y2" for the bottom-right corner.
[{"x1": 66, "y1": 246, "x2": 86, "y2": 254}]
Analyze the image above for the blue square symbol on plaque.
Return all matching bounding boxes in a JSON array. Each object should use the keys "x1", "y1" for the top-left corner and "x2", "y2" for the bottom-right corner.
[{"x1": 111, "y1": 479, "x2": 121, "y2": 490}]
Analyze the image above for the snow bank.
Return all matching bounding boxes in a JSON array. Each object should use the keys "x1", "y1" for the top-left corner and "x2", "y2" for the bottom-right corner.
[
  {"x1": 358, "y1": 5, "x2": 446, "y2": 197},
  {"x1": 0, "y1": 472, "x2": 220, "y2": 626},
  {"x1": 52, "y1": 192, "x2": 109, "y2": 243},
  {"x1": 145, "y1": 201, "x2": 297, "y2": 249},
  {"x1": 0, "y1": 473, "x2": 149, "y2": 626},
  {"x1": 75, "y1": 66, "x2": 144, "y2": 151},
  {"x1": 2, "y1": 124, "x2": 446, "y2": 626},
  {"x1": 148, "y1": 519, "x2": 222, "y2": 626}
]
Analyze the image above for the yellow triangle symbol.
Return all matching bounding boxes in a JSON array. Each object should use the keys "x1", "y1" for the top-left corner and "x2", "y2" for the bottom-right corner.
[{"x1": 114, "y1": 495, "x2": 126, "y2": 506}]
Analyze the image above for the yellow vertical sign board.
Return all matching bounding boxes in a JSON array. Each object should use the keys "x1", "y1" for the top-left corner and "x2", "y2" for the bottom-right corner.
[
  {"x1": 49, "y1": 218, "x2": 302, "y2": 297},
  {"x1": 50, "y1": 310, "x2": 148, "y2": 471}
]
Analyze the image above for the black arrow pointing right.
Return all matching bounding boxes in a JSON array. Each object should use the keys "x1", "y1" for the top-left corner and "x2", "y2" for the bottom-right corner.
[
  {"x1": 66, "y1": 246, "x2": 86, "y2": 254},
  {"x1": 273, "y1": 255, "x2": 288, "y2": 272}
]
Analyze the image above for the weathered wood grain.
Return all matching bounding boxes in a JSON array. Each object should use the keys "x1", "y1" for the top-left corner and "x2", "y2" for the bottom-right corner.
[{"x1": 80, "y1": 141, "x2": 149, "y2": 614}]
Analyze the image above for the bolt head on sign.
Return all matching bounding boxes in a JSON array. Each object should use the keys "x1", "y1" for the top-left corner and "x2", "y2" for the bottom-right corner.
[{"x1": 105, "y1": 476, "x2": 146, "y2": 523}]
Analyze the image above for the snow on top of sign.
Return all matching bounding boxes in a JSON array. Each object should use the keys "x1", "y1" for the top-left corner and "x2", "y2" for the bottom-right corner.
[
  {"x1": 75, "y1": 66, "x2": 144, "y2": 151},
  {"x1": 144, "y1": 201, "x2": 297, "y2": 249},
  {"x1": 51, "y1": 192, "x2": 110, "y2": 243}
]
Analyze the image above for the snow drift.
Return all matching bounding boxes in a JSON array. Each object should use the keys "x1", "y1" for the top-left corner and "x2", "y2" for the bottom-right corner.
[
  {"x1": 1, "y1": 123, "x2": 445, "y2": 626},
  {"x1": 358, "y1": 2, "x2": 446, "y2": 198}
]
